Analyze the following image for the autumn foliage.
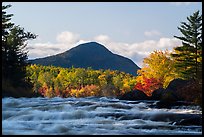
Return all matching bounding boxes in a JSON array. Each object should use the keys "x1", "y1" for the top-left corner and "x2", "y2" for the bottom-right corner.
[
  {"x1": 134, "y1": 75, "x2": 162, "y2": 96},
  {"x1": 133, "y1": 50, "x2": 181, "y2": 96},
  {"x1": 26, "y1": 64, "x2": 137, "y2": 98},
  {"x1": 69, "y1": 85, "x2": 100, "y2": 97}
]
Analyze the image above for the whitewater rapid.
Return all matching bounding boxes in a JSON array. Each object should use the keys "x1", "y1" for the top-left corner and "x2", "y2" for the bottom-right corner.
[{"x1": 2, "y1": 97, "x2": 202, "y2": 135}]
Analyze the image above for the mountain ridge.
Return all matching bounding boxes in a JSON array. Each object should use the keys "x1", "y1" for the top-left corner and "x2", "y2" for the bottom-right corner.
[{"x1": 29, "y1": 42, "x2": 140, "y2": 75}]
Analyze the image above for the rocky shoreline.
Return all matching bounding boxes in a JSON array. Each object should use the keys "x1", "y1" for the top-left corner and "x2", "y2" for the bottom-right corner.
[
  {"x1": 118, "y1": 78, "x2": 202, "y2": 126},
  {"x1": 119, "y1": 79, "x2": 202, "y2": 107}
]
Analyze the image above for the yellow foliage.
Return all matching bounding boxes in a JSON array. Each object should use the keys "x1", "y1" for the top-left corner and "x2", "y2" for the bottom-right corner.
[
  {"x1": 69, "y1": 85, "x2": 100, "y2": 97},
  {"x1": 70, "y1": 89, "x2": 78, "y2": 97},
  {"x1": 138, "y1": 50, "x2": 179, "y2": 89},
  {"x1": 122, "y1": 79, "x2": 131, "y2": 93},
  {"x1": 98, "y1": 74, "x2": 107, "y2": 87},
  {"x1": 45, "y1": 87, "x2": 54, "y2": 98}
]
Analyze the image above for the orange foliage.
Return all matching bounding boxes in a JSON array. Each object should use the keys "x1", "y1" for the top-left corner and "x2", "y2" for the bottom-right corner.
[
  {"x1": 134, "y1": 75, "x2": 162, "y2": 96},
  {"x1": 69, "y1": 84, "x2": 100, "y2": 97},
  {"x1": 38, "y1": 85, "x2": 48, "y2": 97}
]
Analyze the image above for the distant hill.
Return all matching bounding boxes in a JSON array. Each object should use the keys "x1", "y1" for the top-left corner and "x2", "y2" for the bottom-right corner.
[{"x1": 29, "y1": 42, "x2": 140, "y2": 75}]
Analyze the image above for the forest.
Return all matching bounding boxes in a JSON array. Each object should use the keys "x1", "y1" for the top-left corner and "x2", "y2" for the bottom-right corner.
[
  {"x1": 26, "y1": 65, "x2": 137, "y2": 98},
  {"x1": 2, "y1": 4, "x2": 202, "y2": 106}
]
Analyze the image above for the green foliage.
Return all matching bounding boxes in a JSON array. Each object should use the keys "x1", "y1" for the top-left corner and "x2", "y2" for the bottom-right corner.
[
  {"x1": 2, "y1": 6, "x2": 37, "y2": 84},
  {"x1": 2, "y1": 5, "x2": 14, "y2": 37},
  {"x1": 26, "y1": 64, "x2": 137, "y2": 98},
  {"x1": 171, "y1": 10, "x2": 202, "y2": 80},
  {"x1": 2, "y1": 4, "x2": 37, "y2": 97}
]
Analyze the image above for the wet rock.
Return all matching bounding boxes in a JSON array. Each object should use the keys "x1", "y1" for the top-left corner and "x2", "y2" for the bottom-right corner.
[
  {"x1": 146, "y1": 113, "x2": 202, "y2": 123},
  {"x1": 174, "y1": 115, "x2": 202, "y2": 126},
  {"x1": 74, "y1": 101, "x2": 95, "y2": 107},
  {"x1": 131, "y1": 125, "x2": 177, "y2": 130},
  {"x1": 151, "y1": 88, "x2": 165, "y2": 100},
  {"x1": 155, "y1": 100, "x2": 195, "y2": 109},
  {"x1": 155, "y1": 100, "x2": 174, "y2": 109},
  {"x1": 101, "y1": 103, "x2": 132, "y2": 109},
  {"x1": 119, "y1": 90, "x2": 149, "y2": 101},
  {"x1": 96, "y1": 112, "x2": 126, "y2": 119}
]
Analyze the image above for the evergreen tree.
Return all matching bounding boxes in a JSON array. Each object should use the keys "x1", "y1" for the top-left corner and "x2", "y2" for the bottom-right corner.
[
  {"x1": 2, "y1": 4, "x2": 37, "y2": 93},
  {"x1": 171, "y1": 10, "x2": 202, "y2": 80},
  {"x1": 2, "y1": 4, "x2": 14, "y2": 80}
]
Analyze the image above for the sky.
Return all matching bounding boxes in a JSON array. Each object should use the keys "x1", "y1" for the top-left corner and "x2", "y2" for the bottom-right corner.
[{"x1": 4, "y1": 2, "x2": 202, "y2": 67}]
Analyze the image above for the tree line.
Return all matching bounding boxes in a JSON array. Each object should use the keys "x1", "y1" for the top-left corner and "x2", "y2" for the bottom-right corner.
[{"x1": 26, "y1": 64, "x2": 137, "y2": 98}]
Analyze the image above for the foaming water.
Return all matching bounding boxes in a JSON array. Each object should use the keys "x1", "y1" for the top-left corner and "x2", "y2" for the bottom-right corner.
[{"x1": 2, "y1": 97, "x2": 202, "y2": 135}]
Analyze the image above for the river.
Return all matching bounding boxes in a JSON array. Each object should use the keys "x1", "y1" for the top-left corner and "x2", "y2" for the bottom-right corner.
[{"x1": 2, "y1": 97, "x2": 202, "y2": 135}]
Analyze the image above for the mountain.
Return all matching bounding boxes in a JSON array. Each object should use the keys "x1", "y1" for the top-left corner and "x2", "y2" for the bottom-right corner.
[{"x1": 29, "y1": 42, "x2": 140, "y2": 75}]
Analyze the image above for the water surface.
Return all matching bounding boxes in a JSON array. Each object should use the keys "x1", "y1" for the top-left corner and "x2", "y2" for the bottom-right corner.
[{"x1": 2, "y1": 97, "x2": 202, "y2": 135}]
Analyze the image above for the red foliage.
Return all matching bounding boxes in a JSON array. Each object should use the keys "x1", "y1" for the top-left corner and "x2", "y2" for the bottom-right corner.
[
  {"x1": 55, "y1": 87, "x2": 60, "y2": 97},
  {"x1": 134, "y1": 76, "x2": 162, "y2": 96},
  {"x1": 38, "y1": 86, "x2": 48, "y2": 96}
]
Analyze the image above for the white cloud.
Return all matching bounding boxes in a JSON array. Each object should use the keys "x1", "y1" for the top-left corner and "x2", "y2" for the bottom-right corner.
[
  {"x1": 130, "y1": 38, "x2": 181, "y2": 67},
  {"x1": 28, "y1": 31, "x2": 181, "y2": 68},
  {"x1": 144, "y1": 30, "x2": 161, "y2": 37},
  {"x1": 75, "y1": 39, "x2": 92, "y2": 46},
  {"x1": 95, "y1": 37, "x2": 181, "y2": 67},
  {"x1": 170, "y1": 2, "x2": 192, "y2": 6},
  {"x1": 56, "y1": 31, "x2": 79, "y2": 44},
  {"x1": 28, "y1": 31, "x2": 80, "y2": 59},
  {"x1": 27, "y1": 42, "x2": 67, "y2": 59},
  {"x1": 94, "y1": 35, "x2": 110, "y2": 43}
]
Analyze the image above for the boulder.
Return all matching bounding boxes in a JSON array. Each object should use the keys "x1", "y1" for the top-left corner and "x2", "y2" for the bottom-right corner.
[
  {"x1": 119, "y1": 90, "x2": 149, "y2": 101},
  {"x1": 166, "y1": 78, "x2": 189, "y2": 92},
  {"x1": 158, "y1": 79, "x2": 190, "y2": 107},
  {"x1": 151, "y1": 88, "x2": 165, "y2": 100},
  {"x1": 175, "y1": 79, "x2": 202, "y2": 105},
  {"x1": 162, "y1": 78, "x2": 189, "y2": 101},
  {"x1": 155, "y1": 100, "x2": 176, "y2": 109},
  {"x1": 158, "y1": 78, "x2": 202, "y2": 108}
]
